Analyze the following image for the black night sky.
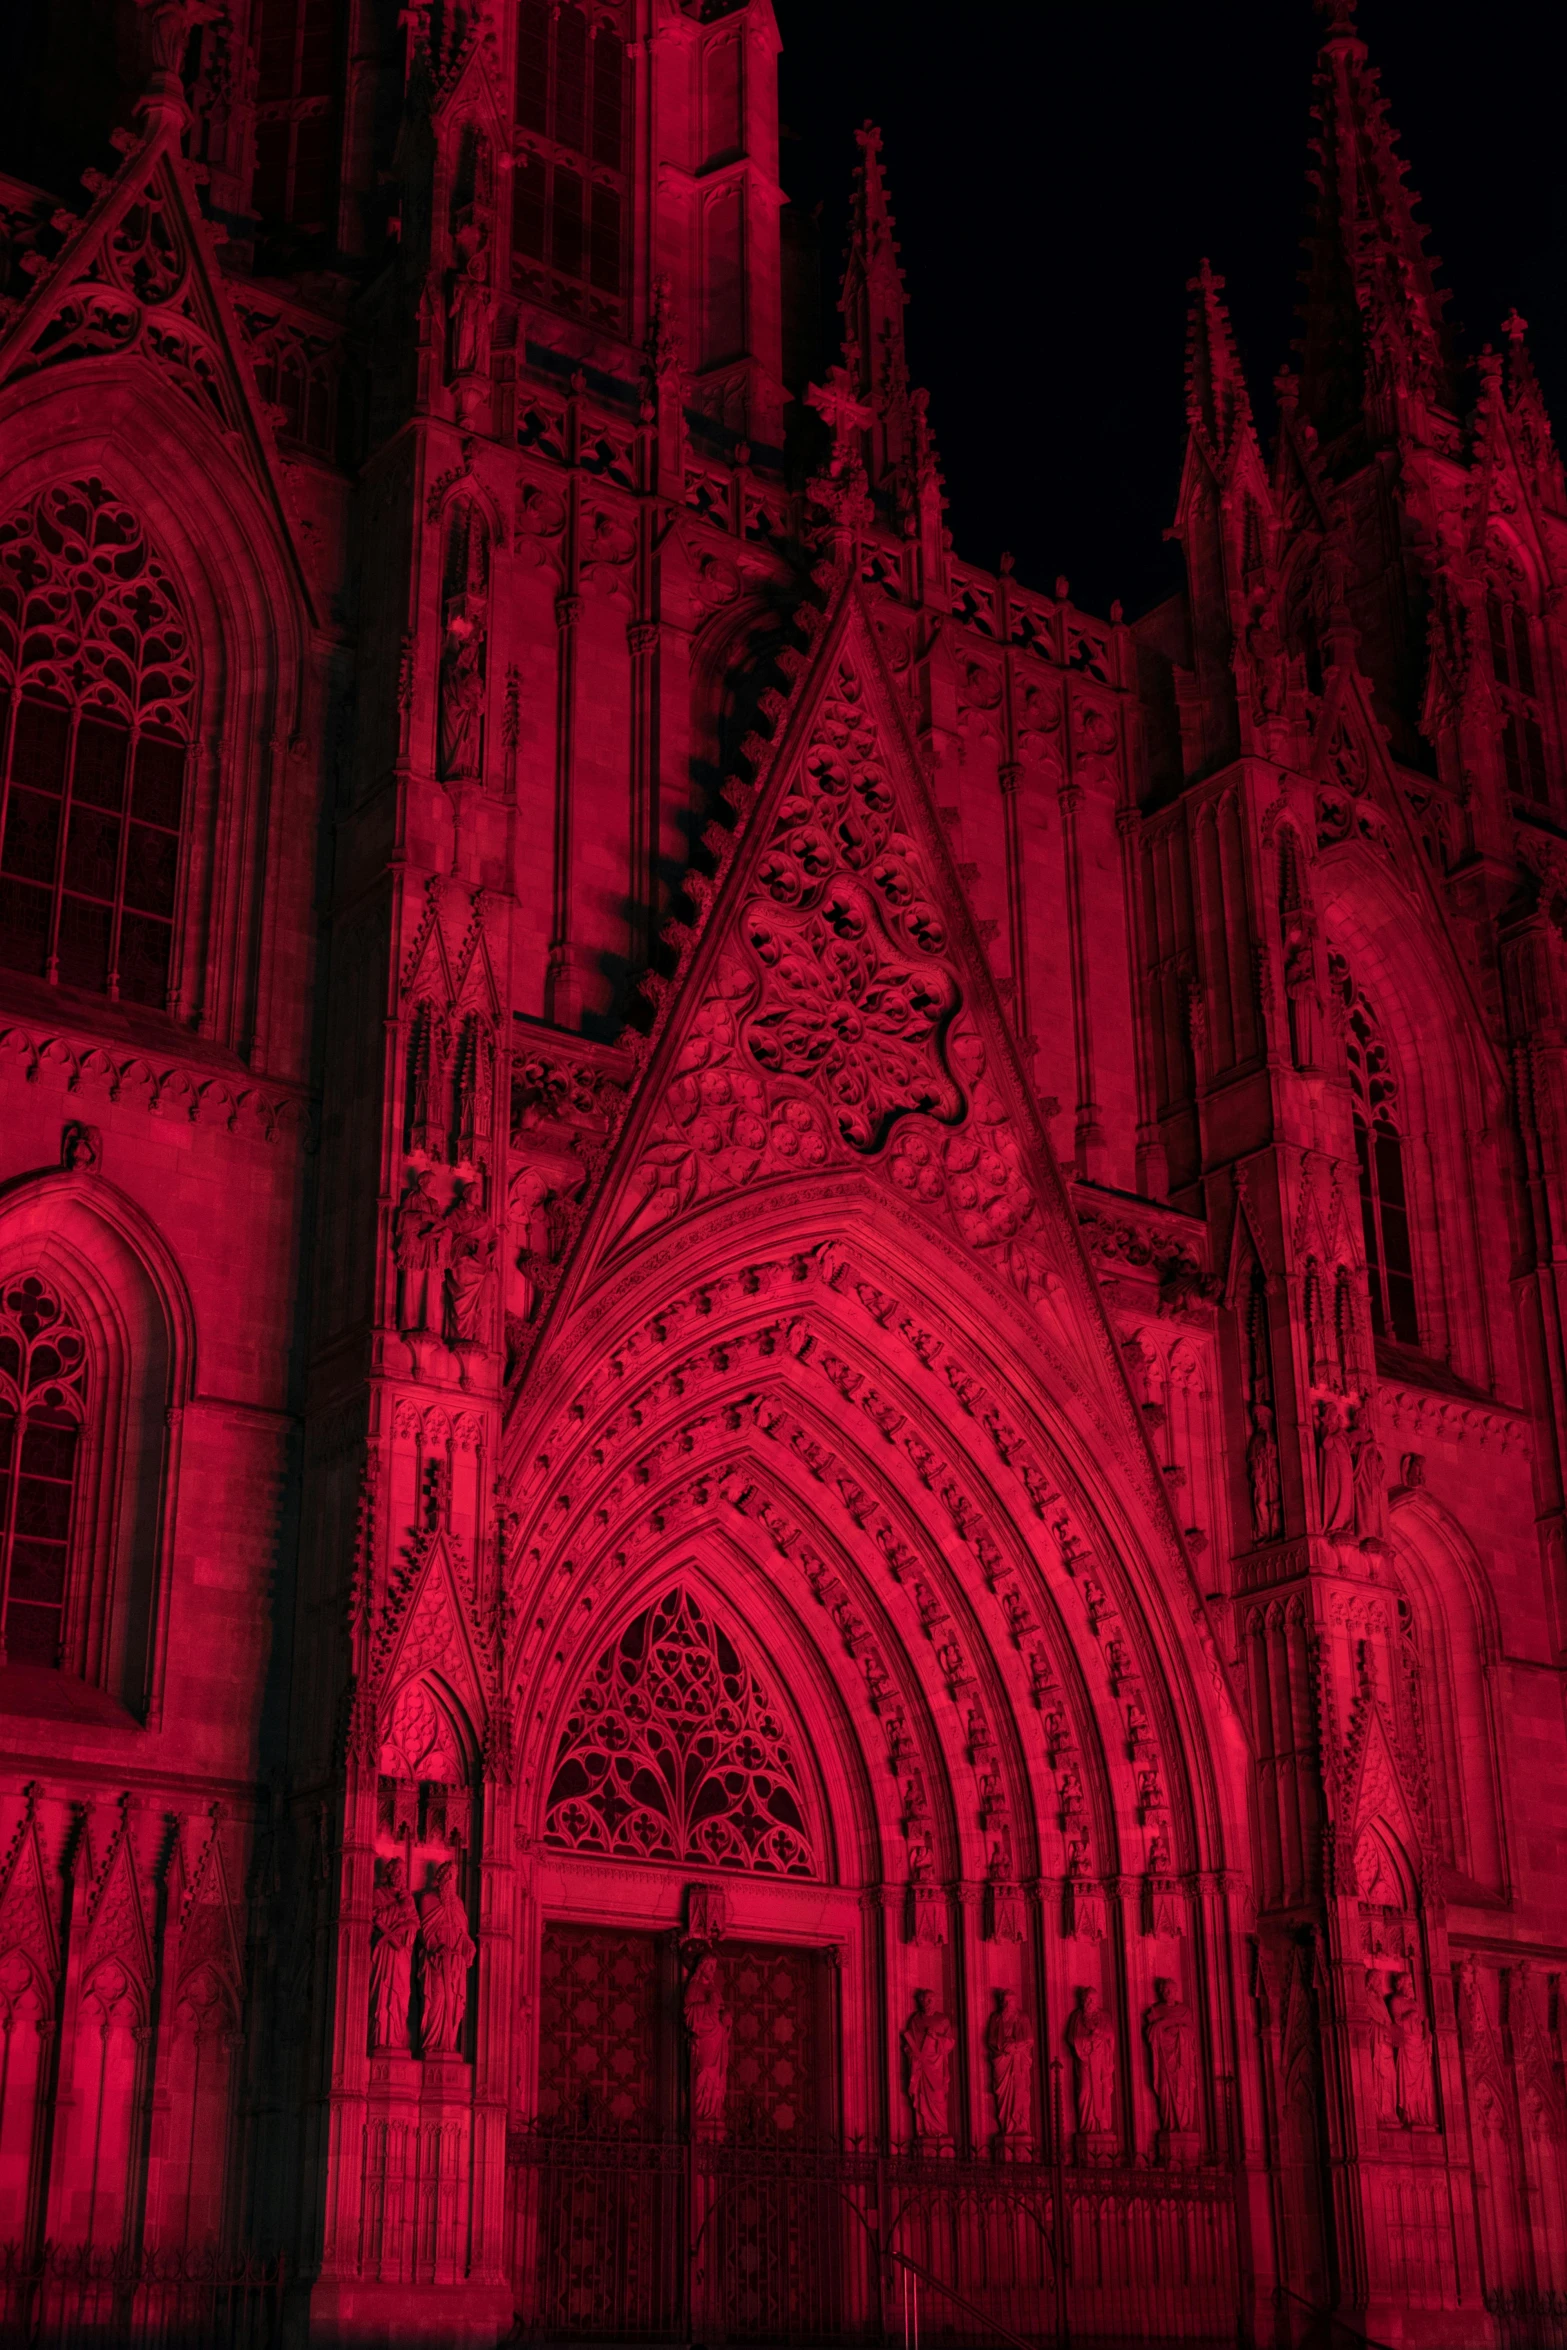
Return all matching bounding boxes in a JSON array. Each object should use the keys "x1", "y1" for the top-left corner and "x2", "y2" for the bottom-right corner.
[{"x1": 773, "y1": 1, "x2": 1567, "y2": 619}]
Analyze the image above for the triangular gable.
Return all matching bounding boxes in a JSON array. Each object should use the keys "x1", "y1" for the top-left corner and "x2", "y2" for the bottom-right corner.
[
  {"x1": 82, "y1": 1800, "x2": 153, "y2": 1994},
  {"x1": 552, "y1": 588, "x2": 1084, "y2": 1330},
  {"x1": 525, "y1": 579, "x2": 1224, "y2": 1633},
  {"x1": 172, "y1": 1809, "x2": 244, "y2": 2011},
  {"x1": 400, "y1": 878, "x2": 501, "y2": 1021},
  {"x1": 582, "y1": 590, "x2": 1080, "y2": 1302},
  {"x1": 1311, "y1": 669, "x2": 1409, "y2": 866},
  {"x1": 374, "y1": 1530, "x2": 490, "y2": 1728},
  {"x1": 1508, "y1": 1962, "x2": 1565, "y2": 2135},
  {"x1": 429, "y1": 10, "x2": 513, "y2": 155},
  {"x1": 0, "y1": 99, "x2": 311, "y2": 616},
  {"x1": 1341, "y1": 1694, "x2": 1423, "y2": 1895},
  {"x1": 0, "y1": 1785, "x2": 58, "y2": 1994},
  {"x1": 1222, "y1": 1166, "x2": 1278, "y2": 1311},
  {"x1": 1456, "y1": 1960, "x2": 1510, "y2": 2123},
  {"x1": 1466, "y1": 354, "x2": 1558, "y2": 596}
]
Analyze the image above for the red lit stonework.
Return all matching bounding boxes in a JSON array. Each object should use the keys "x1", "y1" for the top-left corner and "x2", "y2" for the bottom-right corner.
[{"x1": 0, "y1": 2, "x2": 1561, "y2": 2344}]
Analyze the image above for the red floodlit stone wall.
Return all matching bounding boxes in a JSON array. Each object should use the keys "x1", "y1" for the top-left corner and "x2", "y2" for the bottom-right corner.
[{"x1": 0, "y1": 3, "x2": 1562, "y2": 2344}]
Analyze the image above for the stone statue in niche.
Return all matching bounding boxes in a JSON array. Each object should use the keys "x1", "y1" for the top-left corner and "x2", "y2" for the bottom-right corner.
[
  {"x1": 443, "y1": 1182, "x2": 495, "y2": 1349},
  {"x1": 447, "y1": 223, "x2": 492, "y2": 384},
  {"x1": 683, "y1": 1953, "x2": 731, "y2": 2133},
  {"x1": 1246, "y1": 1400, "x2": 1282, "y2": 1542},
  {"x1": 1244, "y1": 588, "x2": 1287, "y2": 723},
  {"x1": 902, "y1": 1988, "x2": 956, "y2": 2144},
  {"x1": 370, "y1": 1855, "x2": 418, "y2": 2051},
  {"x1": 1348, "y1": 1401, "x2": 1390, "y2": 1551},
  {"x1": 438, "y1": 606, "x2": 485, "y2": 782},
  {"x1": 1144, "y1": 1976, "x2": 1198, "y2": 2153},
  {"x1": 416, "y1": 1860, "x2": 475, "y2": 2057},
  {"x1": 1316, "y1": 1398, "x2": 1354, "y2": 1535},
  {"x1": 1065, "y1": 1837, "x2": 1106, "y2": 1944},
  {"x1": 1066, "y1": 1985, "x2": 1116, "y2": 2148},
  {"x1": 1282, "y1": 919, "x2": 1322, "y2": 1071},
  {"x1": 1388, "y1": 1970, "x2": 1435, "y2": 2126},
  {"x1": 1367, "y1": 1970, "x2": 1400, "y2": 2123},
  {"x1": 393, "y1": 1168, "x2": 449, "y2": 1334},
  {"x1": 987, "y1": 1990, "x2": 1035, "y2": 2143}
]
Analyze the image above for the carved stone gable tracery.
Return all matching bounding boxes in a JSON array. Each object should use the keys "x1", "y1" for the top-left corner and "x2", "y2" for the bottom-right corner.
[
  {"x1": 610, "y1": 626, "x2": 1067, "y2": 1325},
  {"x1": 544, "y1": 1586, "x2": 815, "y2": 1877},
  {"x1": 740, "y1": 667, "x2": 963, "y2": 1147}
]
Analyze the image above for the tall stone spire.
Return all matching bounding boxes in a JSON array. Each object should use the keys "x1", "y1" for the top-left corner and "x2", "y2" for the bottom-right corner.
[
  {"x1": 838, "y1": 120, "x2": 911, "y2": 489},
  {"x1": 1502, "y1": 309, "x2": 1567, "y2": 512},
  {"x1": 1184, "y1": 258, "x2": 1258, "y2": 476},
  {"x1": 1298, "y1": 0, "x2": 1453, "y2": 445},
  {"x1": 1173, "y1": 261, "x2": 1292, "y2": 777}
]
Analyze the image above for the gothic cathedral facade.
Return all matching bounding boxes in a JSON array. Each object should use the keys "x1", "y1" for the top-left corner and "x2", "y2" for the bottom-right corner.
[{"x1": 0, "y1": 1, "x2": 1563, "y2": 2343}]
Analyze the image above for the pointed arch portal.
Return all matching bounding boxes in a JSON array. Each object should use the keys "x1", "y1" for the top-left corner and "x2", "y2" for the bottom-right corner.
[{"x1": 497, "y1": 588, "x2": 1250, "y2": 2342}]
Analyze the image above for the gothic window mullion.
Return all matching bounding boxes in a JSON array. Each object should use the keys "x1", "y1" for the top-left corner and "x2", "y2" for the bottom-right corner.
[
  {"x1": 0, "y1": 482, "x2": 194, "y2": 1009},
  {"x1": 104, "y1": 735, "x2": 134, "y2": 1003},
  {"x1": 0, "y1": 1410, "x2": 22, "y2": 1666},
  {"x1": 41, "y1": 708, "x2": 81, "y2": 988}
]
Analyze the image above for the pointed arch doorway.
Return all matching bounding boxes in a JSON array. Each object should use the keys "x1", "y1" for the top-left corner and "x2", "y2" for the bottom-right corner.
[{"x1": 510, "y1": 1576, "x2": 860, "y2": 2342}]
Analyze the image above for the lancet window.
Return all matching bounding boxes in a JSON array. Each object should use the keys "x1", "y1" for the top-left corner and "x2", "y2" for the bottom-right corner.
[
  {"x1": 1485, "y1": 582, "x2": 1548, "y2": 802},
  {"x1": 512, "y1": 1, "x2": 628, "y2": 316},
  {"x1": 1333, "y1": 954, "x2": 1418, "y2": 1346},
  {"x1": 544, "y1": 1586, "x2": 815, "y2": 1876},
  {"x1": 0, "y1": 1274, "x2": 87, "y2": 1670},
  {"x1": 0, "y1": 481, "x2": 193, "y2": 1008},
  {"x1": 251, "y1": 0, "x2": 341, "y2": 237}
]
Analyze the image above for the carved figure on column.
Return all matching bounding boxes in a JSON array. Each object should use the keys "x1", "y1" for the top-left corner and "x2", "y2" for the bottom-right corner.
[
  {"x1": 1316, "y1": 1398, "x2": 1354, "y2": 1535},
  {"x1": 902, "y1": 1988, "x2": 956, "y2": 2145},
  {"x1": 447, "y1": 223, "x2": 493, "y2": 384},
  {"x1": 1283, "y1": 919, "x2": 1322, "y2": 1071},
  {"x1": 1348, "y1": 1401, "x2": 1390, "y2": 1551},
  {"x1": 987, "y1": 1990, "x2": 1034, "y2": 2145},
  {"x1": 1144, "y1": 1977, "x2": 1198, "y2": 2156},
  {"x1": 444, "y1": 1182, "x2": 495, "y2": 1349},
  {"x1": 394, "y1": 1168, "x2": 449, "y2": 1333},
  {"x1": 416, "y1": 1860, "x2": 475, "y2": 2057},
  {"x1": 1367, "y1": 1970, "x2": 1400, "y2": 2123},
  {"x1": 1244, "y1": 588, "x2": 1287, "y2": 723},
  {"x1": 1246, "y1": 1400, "x2": 1282, "y2": 1542},
  {"x1": 438, "y1": 608, "x2": 485, "y2": 782},
  {"x1": 683, "y1": 1953, "x2": 731, "y2": 2132},
  {"x1": 1066, "y1": 1985, "x2": 1116, "y2": 2149},
  {"x1": 1388, "y1": 1970, "x2": 1435, "y2": 2126},
  {"x1": 370, "y1": 1856, "x2": 418, "y2": 2051}
]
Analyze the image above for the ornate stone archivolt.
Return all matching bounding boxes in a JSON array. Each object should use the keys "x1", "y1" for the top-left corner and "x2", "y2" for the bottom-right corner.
[{"x1": 507, "y1": 1237, "x2": 1201, "y2": 1918}]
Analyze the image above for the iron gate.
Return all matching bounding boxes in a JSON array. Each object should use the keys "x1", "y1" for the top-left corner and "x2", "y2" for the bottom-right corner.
[{"x1": 507, "y1": 2130, "x2": 1243, "y2": 2346}]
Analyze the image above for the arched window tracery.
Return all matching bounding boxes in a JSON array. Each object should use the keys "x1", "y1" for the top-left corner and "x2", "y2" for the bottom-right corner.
[
  {"x1": 0, "y1": 1272, "x2": 87, "y2": 1670},
  {"x1": 0, "y1": 480, "x2": 194, "y2": 1008},
  {"x1": 1332, "y1": 952, "x2": 1418, "y2": 1347},
  {"x1": 544, "y1": 1585, "x2": 816, "y2": 1876}
]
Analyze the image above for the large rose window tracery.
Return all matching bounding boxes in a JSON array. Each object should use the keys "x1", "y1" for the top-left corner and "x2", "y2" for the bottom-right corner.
[{"x1": 543, "y1": 1587, "x2": 816, "y2": 1876}]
